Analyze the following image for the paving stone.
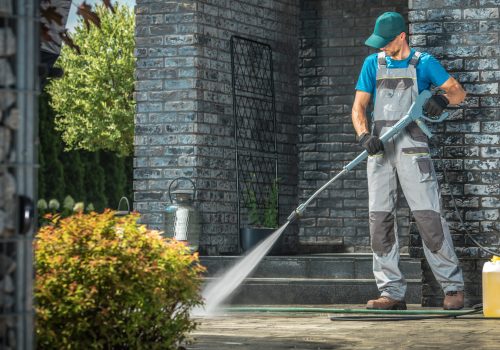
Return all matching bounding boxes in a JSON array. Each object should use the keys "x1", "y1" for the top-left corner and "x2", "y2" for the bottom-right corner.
[{"x1": 190, "y1": 306, "x2": 500, "y2": 350}]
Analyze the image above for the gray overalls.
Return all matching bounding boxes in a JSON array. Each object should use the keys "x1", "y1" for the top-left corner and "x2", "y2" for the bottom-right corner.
[{"x1": 368, "y1": 51, "x2": 464, "y2": 301}]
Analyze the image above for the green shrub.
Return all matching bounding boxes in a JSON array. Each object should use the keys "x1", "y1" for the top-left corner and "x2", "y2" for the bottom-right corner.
[
  {"x1": 244, "y1": 177, "x2": 280, "y2": 228},
  {"x1": 35, "y1": 211, "x2": 205, "y2": 349},
  {"x1": 37, "y1": 196, "x2": 96, "y2": 227}
]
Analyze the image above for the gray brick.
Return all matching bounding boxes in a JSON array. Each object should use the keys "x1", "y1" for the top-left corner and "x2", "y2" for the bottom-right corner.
[
  {"x1": 343, "y1": 199, "x2": 368, "y2": 208},
  {"x1": 410, "y1": 35, "x2": 427, "y2": 46},
  {"x1": 410, "y1": 22, "x2": 443, "y2": 34},
  {"x1": 464, "y1": 8, "x2": 499, "y2": 19},
  {"x1": 480, "y1": 20, "x2": 500, "y2": 32},
  {"x1": 444, "y1": 146, "x2": 480, "y2": 157},
  {"x1": 134, "y1": 191, "x2": 163, "y2": 201},
  {"x1": 136, "y1": 58, "x2": 164, "y2": 68},
  {"x1": 135, "y1": 35, "x2": 164, "y2": 46},
  {"x1": 483, "y1": 121, "x2": 500, "y2": 133},
  {"x1": 480, "y1": 172, "x2": 500, "y2": 184},
  {"x1": 465, "y1": 159, "x2": 500, "y2": 170},
  {"x1": 135, "y1": 48, "x2": 148, "y2": 57},
  {"x1": 409, "y1": 0, "x2": 445, "y2": 10},
  {"x1": 463, "y1": 83, "x2": 499, "y2": 95},
  {"x1": 445, "y1": 122, "x2": 480, "y2": 133},
  {"x1": 480, "y1": 0, "x2": 500, "y2": 5},
  {"x1": 317, "y1": 143, "x2": 343, "y2": 152},
  {"x1": 444, "y1": 46, "x2": 480, "y2": 57},
  {"x1": 454, "y1": 71, "x2": 479, "y2": 83},
  {"x1": 481, "y1": 71, "x2": 500, "y2": 82},
  {"x1": 136, "y1": 102, "x2": 163, "y2": 113},
  {"x1": 481, "y1": 147, "x2": 500, "y2": 158},
  {"x1": 408, "y1": 10, "x2": 427, "y2": 22},
  {"x1": 465, "y1": 134, "x2": 500, "y2": 145},
  {"x1": 343, "y1": 179, "x2": 367, "y2": 189},
  {"x1": 163, "y1": 79, "x2": 195, "y2": 89},
  {"x1": 149, "y1": 2, "x2": 178, "y2": 14},
  {"x1": 427, "y1": 9, "x2": 462, "y2": 21},
  {"x1": 465, "y1": 184, "x2": 500, "y2": 195},
  {"x1": 135, "y1": 80, "x2": 163, "y2": 91},
  {"x1": 465, "y1": 210, "x2": 499, "y2": 221},
  {"x1": 465, "y1": 59, "x2": 499, "y2": 71},
  {"x1": 481, "y1": 96, "x2": 500, "y2": 107},
  {"x1": 446, "y1": 197, "x2": 479, "y2": 208},
  {"x1": 441, "y1": 59, "x2": 464, "y2": 70},
  {"x1": 443, "y1": 21, "x2": 479, "y2": 33},
  {"x1": 480, "y1": 45, "x2": 500, "y2": 57},
  {"x1": 148, "y1": 47, "x2": 177, "y2": 57},
  {"x1": 482, "y1": 197, "x2": 500, "y2": 208}
]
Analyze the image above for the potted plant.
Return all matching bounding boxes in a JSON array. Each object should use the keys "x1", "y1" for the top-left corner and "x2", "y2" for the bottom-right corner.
[{"x1": 240, "y1": 178, "x2": 282, "y2": 254}]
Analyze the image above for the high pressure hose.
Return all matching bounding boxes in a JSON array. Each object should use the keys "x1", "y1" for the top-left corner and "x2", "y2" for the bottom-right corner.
[{"x1": 224, "y1": 305, "x2": 493, "y2": 321}]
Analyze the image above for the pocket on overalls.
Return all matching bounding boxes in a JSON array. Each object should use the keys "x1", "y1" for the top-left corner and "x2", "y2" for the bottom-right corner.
[
  {"x1": 401, "y1": 147, "x2": 434, "y2": 182},
  {"x1": 405, "y1": 122, "x2": 428, "y2": 143},
  {"x1": 368, "y1": 152, "x2": 384, "y2": 167}
]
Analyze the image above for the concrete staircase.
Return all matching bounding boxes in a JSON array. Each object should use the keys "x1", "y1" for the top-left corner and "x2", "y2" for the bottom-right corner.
[{"x1": 200, "y1": 253, "x2": 422, "y2": 304}]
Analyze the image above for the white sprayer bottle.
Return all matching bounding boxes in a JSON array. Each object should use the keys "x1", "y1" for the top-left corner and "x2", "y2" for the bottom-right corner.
[{"x1": 482, "y1": 255, "x2": 500, "y2": 317}]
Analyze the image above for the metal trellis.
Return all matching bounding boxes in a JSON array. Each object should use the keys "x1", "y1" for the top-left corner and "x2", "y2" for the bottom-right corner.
[{"x1": 231, "y1": 35, "x2": 278, "y2": 250}]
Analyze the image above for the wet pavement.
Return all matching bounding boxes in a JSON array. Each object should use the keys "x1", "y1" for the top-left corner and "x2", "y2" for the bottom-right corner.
[{"x1": 188, "y1": 305, "x2": 500, "y2": 350}]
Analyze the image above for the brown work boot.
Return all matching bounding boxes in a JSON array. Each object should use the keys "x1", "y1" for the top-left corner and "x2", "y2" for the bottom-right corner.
[
  {"x1": 366, "y1": 296, "x2": 407, "y2": 310},
  {"x1": 443, "y1": 291, "x2": 464, "y2": 310}
]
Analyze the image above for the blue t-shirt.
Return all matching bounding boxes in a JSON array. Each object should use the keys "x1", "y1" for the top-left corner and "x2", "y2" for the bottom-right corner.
[{"x1": 355, "y1": 49, "x2": 450, "y2": 95}]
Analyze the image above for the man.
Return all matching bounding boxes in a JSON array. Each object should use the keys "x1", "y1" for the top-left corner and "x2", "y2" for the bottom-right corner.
[{"x1": 352, "y1": 12, "x2": 467, "y2": 310}]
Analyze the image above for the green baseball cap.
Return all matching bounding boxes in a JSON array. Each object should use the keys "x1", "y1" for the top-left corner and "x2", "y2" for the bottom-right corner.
[{"x1": 365, "y1": 12, "x2": 406, "y2": 49}]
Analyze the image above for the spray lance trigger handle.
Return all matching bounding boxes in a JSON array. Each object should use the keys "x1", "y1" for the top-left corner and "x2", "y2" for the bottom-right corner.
[
  {"x1": 415, "y1": 119, "x2": 433, "y2": 138},
  {"x1": 416, "y1": 109, "x2": 450, "y2": 139}
]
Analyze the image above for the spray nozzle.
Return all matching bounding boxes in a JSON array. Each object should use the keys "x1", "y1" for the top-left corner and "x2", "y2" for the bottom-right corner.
[{"x1": 287, "y1": 203, "x2": 306, "y2": 223}]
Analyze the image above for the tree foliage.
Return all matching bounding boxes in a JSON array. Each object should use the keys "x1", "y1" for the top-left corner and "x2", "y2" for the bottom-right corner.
[
  {"x1": 46, "y1": 4, "x2": 135, "y2": 156},
  {"x1": 38, "y1": 92, "x2": 133, "y2": 212}
]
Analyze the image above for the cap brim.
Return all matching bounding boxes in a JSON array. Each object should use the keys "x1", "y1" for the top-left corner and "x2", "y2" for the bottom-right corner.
[{"x1": 364, "y1": 34, "x2": 391, "y2": 49}]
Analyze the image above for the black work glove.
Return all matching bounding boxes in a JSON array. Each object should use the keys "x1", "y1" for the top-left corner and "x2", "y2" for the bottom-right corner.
[
  {"x1": 423, "y1": 94, "x2": 449, "y2": 118},
  {"x1": 359, "y1": 133, "x2": 384, "y2": 155}
]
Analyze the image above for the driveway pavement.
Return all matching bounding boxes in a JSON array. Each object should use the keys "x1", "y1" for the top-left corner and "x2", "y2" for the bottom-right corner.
[{"x1": 188, "y1": 305, "x2": 500, "y2": 350}]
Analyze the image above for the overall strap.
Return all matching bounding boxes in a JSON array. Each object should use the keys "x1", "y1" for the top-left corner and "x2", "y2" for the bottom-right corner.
[
  {"x1": 377, "y1": 52, "x2": 386, "y2": 67},
  {"x1": 409, "y1": 51, "x2": 421, "y2": 66}
]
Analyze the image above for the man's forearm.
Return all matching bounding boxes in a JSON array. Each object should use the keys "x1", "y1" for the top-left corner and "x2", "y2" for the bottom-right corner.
[
  {"x1": 352, "y1": 105, "x2": 370, "y2": 137},
  {"x1": 352, "y1": 90, "x2": 372, "y2": 137},
  {"x1": 441, "y1": 77, "x2": 467, "y2": 105}
]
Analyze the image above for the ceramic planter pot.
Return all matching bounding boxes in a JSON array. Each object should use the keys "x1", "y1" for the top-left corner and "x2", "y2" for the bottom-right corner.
[{"x1": 240, "y1": 227, "x2": 283, "y2": 255}]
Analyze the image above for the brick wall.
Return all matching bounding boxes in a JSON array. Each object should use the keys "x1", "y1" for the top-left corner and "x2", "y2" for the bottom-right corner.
[
  {"x1": 134, "y1": 1, "x2": 199, "y2": 232},
  {"x1": 134, "y1": 0, "x2": 300, "y2": 255},
  {"x1": 408, "y1": 0, "x2": 500, "y2": 307},
  {"x1": 134, "y1": 1, "x2": 499, "y2": 305},
  {"x1": 298, "y1": 0, "x2": 409, "y2": 252}
]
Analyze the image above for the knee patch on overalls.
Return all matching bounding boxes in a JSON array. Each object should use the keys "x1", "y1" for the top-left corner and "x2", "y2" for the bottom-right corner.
[
  {"x1": 369, "y1": 211, "x2": 396, "y2": 255},
  {"x1": 413, "y1": 210, "x2": 445, "y2": 252}
]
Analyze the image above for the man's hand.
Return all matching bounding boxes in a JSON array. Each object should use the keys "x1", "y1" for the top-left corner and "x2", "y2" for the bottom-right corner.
[
  {"x1": 423, "y1": 94, "x2": 449, "y2": 118},
  {"x1": 359, "y1": 133, "x2": 384, "y2": 155}
]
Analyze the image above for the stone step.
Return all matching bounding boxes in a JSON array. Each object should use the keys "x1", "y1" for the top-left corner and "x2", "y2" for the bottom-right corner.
[
  {"x1": 205, "y1": 277, "x2": 422, "y2": 305},
  {"x1": 200, "y1": 253, "x2": 421, "y2": 280}
]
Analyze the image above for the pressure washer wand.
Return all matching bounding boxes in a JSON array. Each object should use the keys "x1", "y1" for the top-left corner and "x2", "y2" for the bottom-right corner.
[{"x1": 287, "y1": 90, "x2": 448, "y2": 223}]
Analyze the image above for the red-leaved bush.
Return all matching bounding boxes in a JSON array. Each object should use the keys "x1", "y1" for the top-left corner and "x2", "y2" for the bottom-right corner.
[{"x1": 35, "y1": 210, "x2": 205, "y2": 349}]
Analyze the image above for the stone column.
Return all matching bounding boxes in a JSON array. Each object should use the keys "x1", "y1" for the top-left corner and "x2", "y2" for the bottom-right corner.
[{"x1": 134, "y1": 0, "x2": 300, "y2": 255}]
